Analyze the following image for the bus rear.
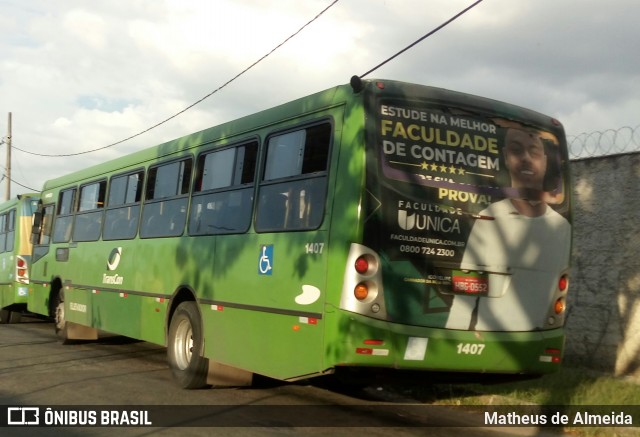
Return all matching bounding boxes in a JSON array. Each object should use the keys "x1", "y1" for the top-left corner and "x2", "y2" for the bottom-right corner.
[
  {"x1": 0, "y1": 194, "x2": 39, "y2": 323},
  {"x1": 334, "y1": 79, "x2": 571, "y2": 376}
]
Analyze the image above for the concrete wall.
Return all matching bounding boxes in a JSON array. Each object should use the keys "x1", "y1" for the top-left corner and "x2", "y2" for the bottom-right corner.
[{"x1": 566, "y1": 153, "x2": 640, "y2": 376}]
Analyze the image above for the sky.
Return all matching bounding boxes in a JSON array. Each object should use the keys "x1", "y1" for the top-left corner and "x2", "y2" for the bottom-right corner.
[{"x1": 0, "y1": 0, "x2": 638, "y2": 197}]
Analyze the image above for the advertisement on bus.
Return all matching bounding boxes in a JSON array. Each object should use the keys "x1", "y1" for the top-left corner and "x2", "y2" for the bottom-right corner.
[{"x1": 368, "y1": 98, "x2": 571, "y2": 331}]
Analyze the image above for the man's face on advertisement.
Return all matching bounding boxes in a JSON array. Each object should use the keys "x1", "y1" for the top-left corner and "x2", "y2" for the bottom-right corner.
[{"x1": 504, "y1": 129, "x2": 547, "y2": 191}]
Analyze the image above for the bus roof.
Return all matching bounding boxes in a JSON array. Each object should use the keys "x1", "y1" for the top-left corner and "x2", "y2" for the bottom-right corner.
[
  {"x1": 40, "y1": 82, "x2": 351, "y2": 192},
  {"x1": 40, "y1": 78, "x2": 564, "y2": 193},
  {"x1": 0, "y1": 193, "x2": 40, "y2": 211}
]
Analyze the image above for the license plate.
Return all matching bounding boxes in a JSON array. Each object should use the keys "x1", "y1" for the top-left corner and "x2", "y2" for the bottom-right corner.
[{"x1": 452, "y1": 270, "x2": 489, "y2": 296}]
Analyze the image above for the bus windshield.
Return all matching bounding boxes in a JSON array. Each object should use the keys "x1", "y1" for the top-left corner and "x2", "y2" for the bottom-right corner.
[{"x1": 365, "y1": 91, "x2": 571, "y2": 333}]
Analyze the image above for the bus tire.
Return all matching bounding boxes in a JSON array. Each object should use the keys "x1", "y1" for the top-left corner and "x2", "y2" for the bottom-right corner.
[
  {"x1": 52, "y1": 292, "x2": 71, "y2": 344},
  {"x1": 167, "y1": 301, "x2": 209, "y2": 389}
]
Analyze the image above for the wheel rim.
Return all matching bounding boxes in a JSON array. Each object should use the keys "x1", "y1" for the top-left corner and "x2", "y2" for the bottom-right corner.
[
  {"x1": 55, "y1": 300, "x2": 65, "y2": 332},
  {"x1": 174, "y1": 318, "x2": 194, "y2": 370}
]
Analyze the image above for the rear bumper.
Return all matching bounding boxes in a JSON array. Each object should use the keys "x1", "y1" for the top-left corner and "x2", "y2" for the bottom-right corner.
[{"x1": 327, "y1": 311, "x2": 564, "y2": 375}]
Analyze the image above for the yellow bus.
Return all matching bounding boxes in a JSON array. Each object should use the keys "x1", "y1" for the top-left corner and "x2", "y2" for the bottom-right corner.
[{"x1": 0, "y1": 194, "x2": 39, "y2": 323}]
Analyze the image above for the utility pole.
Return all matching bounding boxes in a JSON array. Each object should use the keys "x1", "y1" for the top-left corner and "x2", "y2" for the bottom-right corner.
[{"x1": 5, "y1": 112, "x2": 11, "y2": 201}]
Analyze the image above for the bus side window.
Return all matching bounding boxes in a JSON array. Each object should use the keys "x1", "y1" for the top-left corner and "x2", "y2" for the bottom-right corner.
[
  {"x1": 103, "y1": 171, "x2": 143, "y2": 240},
  {"x1": 0, "y1": 213, "x2": 7, "y2": 253},
  {"x1": 33, "y1": 204, "x2": 54, "y2": 246},
  {"x1": 32, "y1": 204, "x2": 54, "y2": 263},
  {"x1": 5, "y1": 209, "x2": 15, "y2": 252},
  {"x1": 141, "y1": 159, "x2": 192, "y2": 238},
  {"x1": 73, "y1": 180, "x2": 106, "y2": 242},
  {"x1": 256, "y1": 122, "x2": 331, "y2": 232},
  {"x1": 52, "y1": 188, "x2": 76, "y2": 243},
  {"x1": 189, "y1": 142, "x2": 257, "y2": 236}
]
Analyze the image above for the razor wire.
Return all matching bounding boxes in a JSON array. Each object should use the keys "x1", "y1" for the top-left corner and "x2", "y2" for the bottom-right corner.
[{"x1": 568, "y1": 125, "x2": 640, "y2": 160}]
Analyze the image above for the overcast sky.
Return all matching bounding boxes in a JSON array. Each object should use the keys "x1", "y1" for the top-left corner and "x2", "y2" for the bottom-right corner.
[{"x1": 1, "y1": 0, "x2": 638, "y2": 196}]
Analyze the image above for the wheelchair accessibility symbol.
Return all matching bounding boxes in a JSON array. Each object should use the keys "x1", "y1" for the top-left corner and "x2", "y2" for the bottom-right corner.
[{"x1": 258, "y1": 245, "x2": 273, "y2": 275}]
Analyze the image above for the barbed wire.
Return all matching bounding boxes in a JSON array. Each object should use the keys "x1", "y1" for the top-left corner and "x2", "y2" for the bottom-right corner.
[{"x1": 568, "y1": 125, "x2": 640, "y2": 160}]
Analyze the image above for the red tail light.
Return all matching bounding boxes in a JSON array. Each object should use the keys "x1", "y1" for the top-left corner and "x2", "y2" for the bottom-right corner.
[
  {"x1": 353, "y1": 254, "x2": 377, "y2": 276},
  {"x1": 558, "y1": 275, "x2": 569, "y2": 292},
  {"x1": 16, "y1": 256, "x2": 29, "y2": 284},
  {"x1": 354, "y1": 256, "x2": 369, "y2": 274}
]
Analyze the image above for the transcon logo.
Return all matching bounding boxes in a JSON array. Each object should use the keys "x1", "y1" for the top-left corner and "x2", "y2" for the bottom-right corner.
[
  {"x1": 103, "y1": 247, "x2": 125, "y2": 285},
  {"x1": 102, "y1": 274, "x2": 124, "y2": 285},
  {"x1": 107, "y1": 247, "x2": 122, "y2": 271}
]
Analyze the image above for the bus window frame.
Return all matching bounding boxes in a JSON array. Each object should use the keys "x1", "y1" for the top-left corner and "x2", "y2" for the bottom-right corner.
[
  {"x1": 189, "y1": 139, "x2": 259, "y2": 236},
  {"x1": 0, "y1": 209, "x2": 12, "y2": 253},
  {"x1": 52, "y1": 187, "x2": 77, "y2": 244},
  {"x1": 103, "y1": 168, "x2": 145, "y2": 241},
  {"x1": 140, "y1": 156, "x2": 193, "y2": 239},
  {"x1": 255, "y1": 119, "x2": 333, "y2": 233},
  {"x1": 73, "y1": 179, "x2": 107, "y2": 242},
  {"x1": 31, "y1": 202, "x2": 55, "y2": 262},
  {"x1": 5, "y1": 208, "x2": 16, "y2": 253}
]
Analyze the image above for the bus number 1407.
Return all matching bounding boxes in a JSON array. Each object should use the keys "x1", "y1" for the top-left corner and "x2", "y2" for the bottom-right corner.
[
  {"x1": 456, "y1": 343, "x2": 485, "y2": 355},
  {"x1": 305, "y1": 243, "x2": 324, "y2": 254}
]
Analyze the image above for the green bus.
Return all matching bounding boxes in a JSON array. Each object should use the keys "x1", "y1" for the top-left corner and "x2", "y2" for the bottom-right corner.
[
  {"x1": 28, "y1": 78, "x2": 571, "y2": 388},
  {"x1": 0, "y1": 193, "x2": 40, "y2": 324}
]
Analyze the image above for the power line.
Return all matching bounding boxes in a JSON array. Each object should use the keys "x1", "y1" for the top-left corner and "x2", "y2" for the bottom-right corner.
[
  {"x1": 12, "y1": 0, "x2": 340, "y2": 158},
  {"x1": 359, "y1": 0, "x2": 484, "y2": 79},
  {"x1": 0, "y1": 167, "x2": 38, "y2": 192},
  {"x1": 6, "y1": 176, "x2": 38, "y2": 192},
  {"x1": 0, "y1": 146, "x2": 42, "y2": 191}
]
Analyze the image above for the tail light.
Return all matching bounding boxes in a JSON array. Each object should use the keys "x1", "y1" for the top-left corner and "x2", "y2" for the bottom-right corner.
[
  {"x1": 354, "y1": 254, "x2": 377, "y2": 275},
  {"x1": 554, "y1": 298, "x2": 566, "y2": 315},
  {"x1": 340, "y1": 243, "x2": 386, "y2": 319},
  {"x1": 353, "y1": 254, "x2": 378, "y2": 301},
  {"x1": 547, "y1": 273, "x2": 569, "y2": 327},
  {"x1": 354, "y1": 256, "x2": 369, "y2": 274},
  {"x1": 16, "y1": 256, "x2": 29, "y2": 284},
  {"x1": 354, "y1": 283, "x2": 369, "y2": 300},
  {"x1": 554, "y1": 275, "x2": 568, "y2": 314},
  {"x1": 558, "y1": 275, "x2": 569, "y2": 292}
]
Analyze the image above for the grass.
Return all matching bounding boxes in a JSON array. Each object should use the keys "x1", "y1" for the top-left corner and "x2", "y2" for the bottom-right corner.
[
  {"x1": 454, "y1": 368, "x2": 640, "y2": 405},
  {"x1": 396, "y1": 366, "x2": 640, "y2": 436}
]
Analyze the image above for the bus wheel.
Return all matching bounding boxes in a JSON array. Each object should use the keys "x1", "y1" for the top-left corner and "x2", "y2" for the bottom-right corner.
[
  {"x1": 167, "y1": 301, "x2": 209, "y2": 389},
  {"x1": 53, "y1": 292, "x2": 70, "y2": 344}
]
